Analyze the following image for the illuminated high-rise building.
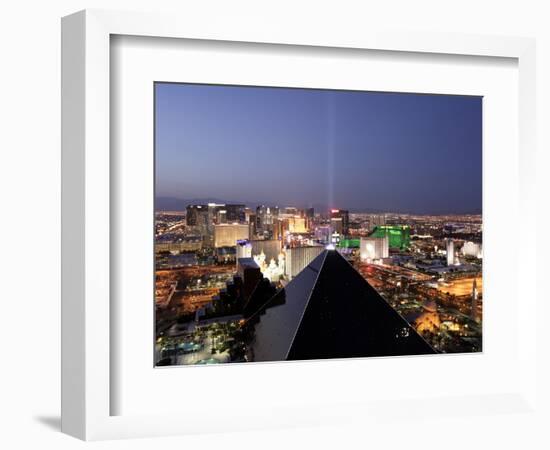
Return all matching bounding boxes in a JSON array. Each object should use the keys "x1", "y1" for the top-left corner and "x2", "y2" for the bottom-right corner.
[
  {"x1": 446, "y1": 238, "x2": 455, "y2": 266},
  {"x1": 330, "y1": 217, "x2": 343, "y2": 235},
  {"x1": 287, "y1": 216, "x2": 307, "y2": 233},
  {"x1": 214, "y1": 224, "x2": 249, "y2": 248},
  {"x1": 256, "y1": 205, "x2": 279, "y2": 237},
  {"x1": 284, "y1": 245, "x2": 324, "y2": 279},
  {"x1": 305, "y1": 207, "x2": 315, "y2": 229},
  {"x1": 207, "y1": 203, "x2": 225, "y2": 218},
  {"x1": 225, "y1": 204, "x2": 246, "y2": 223},
  {"x1": 189, "y1": 203, "x2": 245, "y2": 227},
  {"x1": 186, "y1": 204, "x2": 212, "y2": 245},
  {"x1": 283, "y1": 207, "x2": 299, "y2": 216},
  {"x1": 186, "y1": 204, "x2": 207, "y2": 226},
  {"x1": 369, "y1": 214, "x2": 386, "y2": 231},
  {"x1": 216, "y1": 209, "x2": 227, "y2": 224},
  {"x1": 248, "y1": 214, "x2": 257, "y2": 238},
  {"x1": 369, "y1": 225, "x2": 410, "y2": 250},
  {"x1": 330, "y1": 209, "x2": 349, "y2": 235},
  {"x1": 236, "y1": 240, "x2": 252, "y2": 267},
  {"x1": 203, "y1": 203, "x2": 224, "y2": 243},
  {"x1": 273, "y1": 218, "x2": 285, "y2": 241},
  {"x1": 315, "y1": 225, "x2": 331, "y2": 244},
  {"x1": 360, "y1": 236, "x2": 389, "y2": 262},
  {"x1": 244, "y1": 207, "x2": 254, "y2": 223}
]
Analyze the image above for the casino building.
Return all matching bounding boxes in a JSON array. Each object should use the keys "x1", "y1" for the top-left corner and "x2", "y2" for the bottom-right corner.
[
  {"x1": 369, "y1": 225, "x2": 410, "y2": 250},
  {"x1": 244, "y1": 249, "x2": 436, "y2": 361},
  {"x1": 359, "y1": 236, "x2": 389, "y2": 262}
]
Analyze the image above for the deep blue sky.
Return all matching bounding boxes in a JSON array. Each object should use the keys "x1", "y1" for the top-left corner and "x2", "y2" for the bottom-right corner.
[{"x1": 155, "y1": 83, "x2": 482, "y2": 214}]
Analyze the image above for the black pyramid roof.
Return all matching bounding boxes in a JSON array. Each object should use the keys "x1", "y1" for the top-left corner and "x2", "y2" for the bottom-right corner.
[{"x1": 247, "y1": 249, "x2": 436, "y2": 362}]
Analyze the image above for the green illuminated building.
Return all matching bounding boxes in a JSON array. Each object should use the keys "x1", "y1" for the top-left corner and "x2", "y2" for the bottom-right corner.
[
  {"x1": 369, "y1": 225, "x2": 410, "y2": 250},
  {"x1": 337, "y1": 238, "x2": 360, "y2": 249}
]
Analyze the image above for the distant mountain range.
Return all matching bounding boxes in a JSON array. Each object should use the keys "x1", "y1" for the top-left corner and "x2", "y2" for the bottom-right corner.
[
  {"x1": 155, "y1": 196, "x2": 379, "y2": 213},
  {"x1": 155, "y1": 197, "x2": 247, "y2": 211},
  {"x1": 155, "y1": 196, "x2": 481, "y2": 215}
]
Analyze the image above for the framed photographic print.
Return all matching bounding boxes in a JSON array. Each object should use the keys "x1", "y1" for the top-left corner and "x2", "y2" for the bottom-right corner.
[{"x1": 62, "y1": 9, "x2": 538, "y2": 441}]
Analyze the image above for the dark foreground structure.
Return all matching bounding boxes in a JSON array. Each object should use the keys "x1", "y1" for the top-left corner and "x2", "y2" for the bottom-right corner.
[{"x1": 246, "y1": 250, "x2": 436, "y2": 362}]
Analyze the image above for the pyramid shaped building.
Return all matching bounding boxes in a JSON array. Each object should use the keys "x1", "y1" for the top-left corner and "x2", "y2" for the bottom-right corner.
[{"x1": 246, "y1": 249, "x2": 436, "y2": 362}]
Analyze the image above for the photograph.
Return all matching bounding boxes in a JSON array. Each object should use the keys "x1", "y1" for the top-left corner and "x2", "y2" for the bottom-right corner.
[{"x1": 154, "y1": 83, "x2": 483, "y2": 366}]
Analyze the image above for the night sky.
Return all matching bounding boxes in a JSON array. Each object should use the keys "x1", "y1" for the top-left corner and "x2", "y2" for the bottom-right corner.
[{"x1": 155, "y1": 83, "x2": 482, "y2": 214}]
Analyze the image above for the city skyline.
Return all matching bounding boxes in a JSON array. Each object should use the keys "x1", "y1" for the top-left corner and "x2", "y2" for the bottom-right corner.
[
  {"x1": 155, "y1": 83, "x2": 482, "y2": 215},
  {"x1": 154, "y1": 83, "x2": 483, "y2": 366}
]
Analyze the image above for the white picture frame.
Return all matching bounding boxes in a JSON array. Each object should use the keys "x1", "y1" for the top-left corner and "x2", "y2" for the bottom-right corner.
[{"x1": 61, "y1": 9, "x2": 538, "y2": 441}]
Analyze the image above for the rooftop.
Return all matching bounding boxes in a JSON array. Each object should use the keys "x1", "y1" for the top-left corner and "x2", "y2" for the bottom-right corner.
[{"x1": 246, "y1": 250, "x2": 436, "y2": 362}]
